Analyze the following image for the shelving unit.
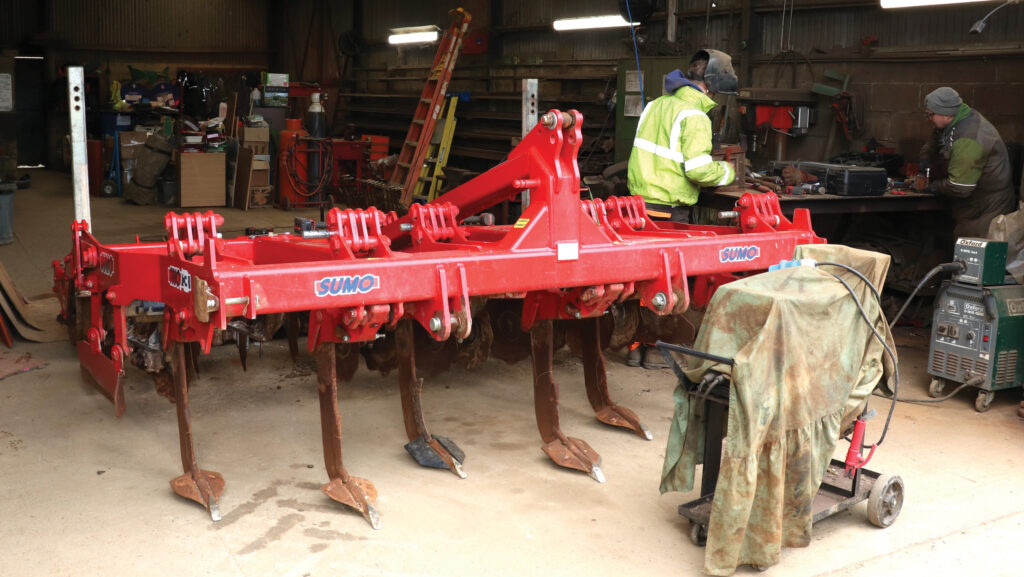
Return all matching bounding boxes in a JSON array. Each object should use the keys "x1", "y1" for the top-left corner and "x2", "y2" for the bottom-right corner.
[{"x1": 336, "y1": 62, "x2": 618, "y2": 176}]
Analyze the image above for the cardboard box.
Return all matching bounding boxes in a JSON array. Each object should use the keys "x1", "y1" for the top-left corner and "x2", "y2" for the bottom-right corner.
[
  {"x1": 250, "y1": 159, "x2": 270, "y2": 187},
  {"x1": 242, "y1": 141, "x2": 269, "y2": 156},
  {"x1": 240, "y1": 125, "x2": 270, "y2": 143},
  {"x1": 119, "y1": 130, "x2": 148, "y2": 160},
  {"x1": 240, "y1": 124, "x2": 270, "y2": 157},
  {"x1": 178, "y1": 152, "x2": 226, "y2": 207},
  {"x1": 249, "y1": 185, "x2": 274, "y2": 208}
]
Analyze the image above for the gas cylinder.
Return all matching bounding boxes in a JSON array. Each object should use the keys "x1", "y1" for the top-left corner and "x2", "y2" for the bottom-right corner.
[
  {"x1": 305, "y1": 93, "x2": 328, "y2": 192},
  {"x1": 305, "y1": 93, "x2": 327, "y2": 139},
  {"x1": 278, "y1": 118, "x2": 308, "y2": 210}
]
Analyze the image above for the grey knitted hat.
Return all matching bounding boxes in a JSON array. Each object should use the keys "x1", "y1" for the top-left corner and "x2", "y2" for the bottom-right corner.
[{"x1": 925, "y1": 87, "x2": 962, "y2": 117}]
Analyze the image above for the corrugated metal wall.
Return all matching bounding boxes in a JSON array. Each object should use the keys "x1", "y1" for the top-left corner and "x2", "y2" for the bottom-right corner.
[
  {"x1": 276, "y1": 1, "x2": 355, "y2": 81},
  {"x1": 757, "y1": 4, "x2": 1024, "y2": 55},
  {"x1": 361, "y1": 1, "x2": 455, "y2": 44},
  {"x1": 500, "y1": 0, "x2": 641, "y2": 61},
  {"x1": 49, "y1": 0, "x2": 267, "y2": 52},
  {"x1": 352, "y1": 1, "x2": 486, "y2": 69},
  {"x1": 0, "y1": 0, "x2": 43, "y2": 49},
  {"x1": 501, "y1": 0, "x2": 623, "y2": 26}
]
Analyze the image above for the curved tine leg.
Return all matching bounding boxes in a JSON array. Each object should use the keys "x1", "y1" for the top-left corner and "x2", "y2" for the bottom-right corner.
[
  {"x1": 396, "y1": 319, "x2": 466, "y2": 478},
  {"x1": 315, "y1": 342, "x2": 380, "y2": 529},
  {"x1": 168, "y1": 343, "x2": 224, "y2": 521},
  {"x1": 236, "y1": 331, "x2": 249, "y2": 371},
  {"x1": 186, "y1": 342, "x2": 201, "y2": 380},
  {"x1": 580, "y1": 317, "x2": 652, "y2": 440},
  {"x1": 530, "y1": 320, "x2": 604, "y2": 483},
  {"x1": 286, "y1": 312, "x2": 300, "y2": 362}
]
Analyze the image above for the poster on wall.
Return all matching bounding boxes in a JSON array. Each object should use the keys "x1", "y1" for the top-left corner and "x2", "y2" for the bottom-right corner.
[
  {"x1": 0, "y1": 74, "x2": 12, "y2": 112},
  {"x1": 624, "y1": 94, "x2": 644, "y2": 117}
]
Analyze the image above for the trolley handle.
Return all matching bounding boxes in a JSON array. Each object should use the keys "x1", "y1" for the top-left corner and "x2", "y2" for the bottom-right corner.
[{"x1": 654, "y1": 341, "x2": 735, "y2": 366}]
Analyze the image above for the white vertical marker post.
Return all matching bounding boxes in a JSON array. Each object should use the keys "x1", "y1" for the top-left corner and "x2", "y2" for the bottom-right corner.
[{"x1": 68, "y1": 66, "x2": 91, "y2": 228}]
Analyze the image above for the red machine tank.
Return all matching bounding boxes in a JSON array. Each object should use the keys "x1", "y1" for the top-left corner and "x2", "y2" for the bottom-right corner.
[{"x1": 277, "y1": 118, "x2": 308, "y2": 210}]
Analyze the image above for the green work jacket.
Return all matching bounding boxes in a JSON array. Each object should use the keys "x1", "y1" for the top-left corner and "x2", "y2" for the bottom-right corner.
[{"x1": 922, "y1": 103, "x2": 1017, "y2": 238}]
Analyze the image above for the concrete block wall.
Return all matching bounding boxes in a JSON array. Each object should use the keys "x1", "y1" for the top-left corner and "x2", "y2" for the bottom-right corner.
[{"x1": 750, "y1": 56, "x2": 1024, "y2": 170}]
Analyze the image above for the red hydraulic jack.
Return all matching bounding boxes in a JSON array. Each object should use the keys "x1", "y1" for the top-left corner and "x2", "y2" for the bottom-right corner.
[{"x1": 54, "y1": 109, "x2": 823, "y2": 528}]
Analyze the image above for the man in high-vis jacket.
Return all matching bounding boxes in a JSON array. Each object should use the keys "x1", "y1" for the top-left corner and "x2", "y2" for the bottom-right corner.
[
  {"x1": 920, "y1": 86, "x2": 1017, "y2": 239},
  {"x1": 627, "y1": 49, "x2": 738, "y2": 224},
  {"x1": 625, "y1": 49, "x2": 739, "y2": 369}
]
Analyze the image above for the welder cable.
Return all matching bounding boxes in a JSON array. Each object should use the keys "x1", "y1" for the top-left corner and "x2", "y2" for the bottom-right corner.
[
  {"x1": 786, "y1": 0, "x2": 795, "y2": 51},
  {"x1": 779, "y1": 0, "x2": 787, "y2": 53},
  {"x1": 873, "y1": 376, "x2": 980, "y2": 405},
  {"x1": 816, "y1": 262, "x2": 881, "y2": 304},
  {"x1": 820, "y1": 268, "x2": 899, "y2": 448},
  {"x1": 888, "y1": 261, "x2": 965, "y2": 330},
  {"x1": 825, "y1": 262, "x2": 982, "y2": 406},
  {"x1": 624, "y1": 1, "x2": 644, "y2": 107},
  {"x1": 580, "y1": 77, "x2": 616, "y2": 168}
]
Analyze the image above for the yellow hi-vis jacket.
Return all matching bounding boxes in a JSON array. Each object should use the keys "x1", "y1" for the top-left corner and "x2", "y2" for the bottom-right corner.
[{"x1": 627, "y1": 86, "x2": 735, "y2": 207}]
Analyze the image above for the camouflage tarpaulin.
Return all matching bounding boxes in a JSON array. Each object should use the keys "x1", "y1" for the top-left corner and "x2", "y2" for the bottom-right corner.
[{"x1": 660, "y1": 244, "x2": 896, "y2": 575}]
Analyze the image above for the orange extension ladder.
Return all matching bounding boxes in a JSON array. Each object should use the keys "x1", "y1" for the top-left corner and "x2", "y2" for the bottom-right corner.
[{"x1": 386, "y1": 7, "x2": 471, "y2": 209}]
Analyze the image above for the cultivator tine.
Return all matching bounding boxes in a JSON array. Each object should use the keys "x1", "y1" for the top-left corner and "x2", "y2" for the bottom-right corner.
[
  {"x1": 315, "y1": 342, "x2": 380, "y2": 529},
  {"x1": 580, "y1": 317, "x2": 652, "y2": 440},
  {"x1": 169, "y1": 343, "x2": 225, "y2": 521},
  {"x1": 396, "y1": 319, "x2": 466, "y2": 478},
  {"x1": 185, "y1": 342, "x2": 201, "y2": 381},
  {"x1": 236, "y1": 332, "x2": 248, "y2": 371},
  {"x1": 530, "y1": 320, "x2": 605, "y2": 483},
  {"x1": 286, "y1": 312, "x2": 299, "y2": 361}
]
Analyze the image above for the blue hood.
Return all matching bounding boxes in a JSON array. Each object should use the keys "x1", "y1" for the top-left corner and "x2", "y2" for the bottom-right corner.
[{"x1": 664, "y1": 69, "x2": 703, "y2": 95}]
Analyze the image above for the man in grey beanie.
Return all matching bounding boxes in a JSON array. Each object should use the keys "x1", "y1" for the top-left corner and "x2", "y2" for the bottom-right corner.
[{"x1": 920, "y1": 86, "x2": 1017, "y2": 238}]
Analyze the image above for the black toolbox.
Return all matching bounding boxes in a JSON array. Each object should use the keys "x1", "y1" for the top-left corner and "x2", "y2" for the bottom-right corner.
[{"x1": 769, "y1": 161, "x2": 889, "y2": 196}]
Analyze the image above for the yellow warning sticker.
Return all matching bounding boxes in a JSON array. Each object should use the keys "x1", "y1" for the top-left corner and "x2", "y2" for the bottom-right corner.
[{"x1": 513, "y1": 218, "x2": 529, "y2": 229}]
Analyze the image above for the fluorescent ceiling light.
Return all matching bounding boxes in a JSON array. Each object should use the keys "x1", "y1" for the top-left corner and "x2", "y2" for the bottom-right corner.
[
  {"x1": 880, "y1": 0, "x2": 991, "y2": 8},
  {"x1": 14, "y1": 55, "x2": 44, "y2": 60},
  {"x1": 553, "y1": 14, "x2": 639, "y2": 31},
  {"x1": 388, "y1": 25, "x2": 440, "y2": 45}
]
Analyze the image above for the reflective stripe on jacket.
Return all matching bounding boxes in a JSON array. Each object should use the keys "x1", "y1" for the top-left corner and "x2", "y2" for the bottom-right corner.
[
  {"x1": 925, "y1": 103, "x2": 1017, "y2": 238},
  {"x1": 627, "y1": 86, "x2": 735, "y2": 207}
]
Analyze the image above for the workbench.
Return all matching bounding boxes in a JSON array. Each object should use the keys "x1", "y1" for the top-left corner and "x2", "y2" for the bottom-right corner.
[{"x1": 700, "y1": 188, "x2": 944, "y2": 216}]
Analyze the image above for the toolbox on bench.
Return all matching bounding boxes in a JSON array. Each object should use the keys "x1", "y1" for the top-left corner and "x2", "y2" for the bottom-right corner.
[{"x1": 770, "y1": 161, "x2": 888, "y2": 196}]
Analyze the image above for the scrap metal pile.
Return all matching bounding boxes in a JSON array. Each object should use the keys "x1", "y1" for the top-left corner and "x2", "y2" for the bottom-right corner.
[{"x1": 53, "y1": 109, "x2": 823, "y2": 528}]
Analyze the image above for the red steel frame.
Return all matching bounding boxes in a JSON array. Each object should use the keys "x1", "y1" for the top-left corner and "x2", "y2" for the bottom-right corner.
[{"x1": 54, "y1": 109, "x2": 823, "y2": 527}]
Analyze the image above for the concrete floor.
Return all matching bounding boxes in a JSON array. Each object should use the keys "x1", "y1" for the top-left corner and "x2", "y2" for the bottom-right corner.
[{"x1": 2, "y1": 169, "x2": 1022, "y2": 576}]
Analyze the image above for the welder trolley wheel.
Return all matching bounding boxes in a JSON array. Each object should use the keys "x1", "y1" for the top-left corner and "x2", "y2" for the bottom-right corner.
[
  {"x1": 928, "y1": 377, "x2": 996, "y2": 412},
  {"x1": 928, "y1": 377, "x2": 947, "y2": 399},
  {"x1": 681, "y1": 463, "x2": 904, "y2": 547}
]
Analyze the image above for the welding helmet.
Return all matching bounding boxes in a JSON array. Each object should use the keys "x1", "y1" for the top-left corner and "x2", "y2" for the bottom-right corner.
[{"x1": 690, "y1": 49, "x2": 738, "y2": 95}]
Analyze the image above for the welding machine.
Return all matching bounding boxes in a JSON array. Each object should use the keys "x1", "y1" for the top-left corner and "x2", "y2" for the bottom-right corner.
[{"x1": 927, "y1": 238, "x2": 1024, "y2": 412}]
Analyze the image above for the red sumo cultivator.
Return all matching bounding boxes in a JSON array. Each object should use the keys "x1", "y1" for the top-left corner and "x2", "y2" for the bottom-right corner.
[{"x1": 54, "y1": 110, "x2": 822, "y2": 528}]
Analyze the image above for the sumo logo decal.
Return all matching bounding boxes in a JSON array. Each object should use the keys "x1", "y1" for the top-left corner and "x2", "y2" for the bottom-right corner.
[
  {"x1": 719, "y1": 245, "x2": 760, "y2": 263},
  {"x1": 168, "y1": 266, "x2": 192, "y2": 293},
  {"x1": 315, "y1": 274, "x2": 381, "y2": 297}
]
